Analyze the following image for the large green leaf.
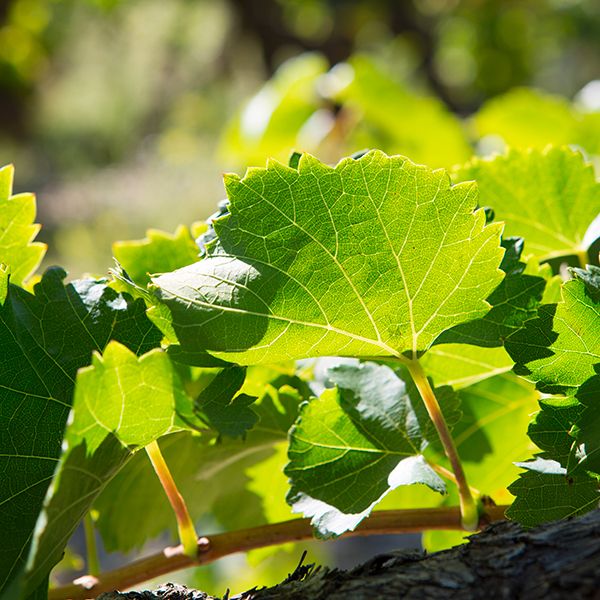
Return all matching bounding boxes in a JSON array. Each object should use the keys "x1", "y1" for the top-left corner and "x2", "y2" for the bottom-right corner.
[
  {"x1": 457, "y1": 147, "x2": 600, "y2": 261},
  {"x1": 21, "y1": 342, "x2": 193, "y2": 595},
  {"x1": 0, "y1": 268, "x2": 161, "y2": 598},
  {"x1": 0, "y1": 165, "x2": 46, "y2": 287},
  {"x1": 285, "y1": 362, "x2": 456, "y2": 537},
  {"x1": 154, "y1": 151, "x2": 504, "y2": 365}
]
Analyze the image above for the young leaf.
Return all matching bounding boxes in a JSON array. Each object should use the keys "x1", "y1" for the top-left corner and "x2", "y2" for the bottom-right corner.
[
  {"x1": 113, "y1": 225, "x2": 200, "y2": 287},
  {"x1": 94, "y1": 375, "x2": 308, "y2": 552},
  {"x1": 285, "y1": 362, "x2": 455, "y2": 537},
  {"x1": 0, "y1": 165, "x2": 46, "y2": 287},
  {"x1": 154, "y1": 151, "x2": 504, "y2": 365},
  {"x1": 457, "y1": 147, "x2": 600, "y2": 261},
  {"x1": 0, "y1": 268, "x2": 161, "y2": 597},
  {"x1": 21, "y1": 342, "x2": 193, "y2": 595}
]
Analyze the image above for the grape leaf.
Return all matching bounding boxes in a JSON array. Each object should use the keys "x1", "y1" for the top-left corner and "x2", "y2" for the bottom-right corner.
[
  {"x1": 528, "y1": 397, "x2": 582, "y2": 467},
  {"x1": 506, "y1": 266, "x2": 600, "y2": 395},
  {"x1": 0, "y1": 264, "x2": 7, "y2": 304},
  {"x1": 434, "y1": 237, "x2": 547, "y2": 348},
  {"x1": 154, "y1": 151, "x2": 504, "y2": 365},
  {"x1": 507, "y1": 458, "x2": 599, "y2": 527},
  {"x1": 0, "y1": 268, "x2": 161, "y2": 598},
  {"x1": 504, "y1": 268, "x2": 600, "y2": 526},
  {"x1": 0, "y1": 165, "x2": 46, "y2": 287},
  {"x1": 220, "y1": 53, "x2": 328, "y2": 166},
  {"x1": 94, "y1": 375, "x2": 308, "y2": 552},
  {"x1": 21, "y1": 342, "x2": 193, "y2": 595},
  {"x1": 452, "y1": 374, "x2": 538, "y2": 499},
  {"x1": 569, "y1": 372, "x2": 600, "y2": 477},
  {"x1": 113, "y1": 225, "x2": 200, "y2": 287},
  {"x1": 457, "y1": 147, "x2": 600, "y2": 261},
  {"x1": 285, "y1": 362, "x2": 456, "y2": 537}
]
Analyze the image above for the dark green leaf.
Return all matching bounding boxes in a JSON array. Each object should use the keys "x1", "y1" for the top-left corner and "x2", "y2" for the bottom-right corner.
[
  {"x1": 507, "y1": 458, "x2": 599, "y2": 527},
  {"x1": 0, "y1": 268, "x2": 161, "y2": 597},
  {"x1": 190, "y1": 366, "x2": 259, "y2": 437},
  {"x1": 285, "y1": 362, "x2": 450, "y2": 537}
]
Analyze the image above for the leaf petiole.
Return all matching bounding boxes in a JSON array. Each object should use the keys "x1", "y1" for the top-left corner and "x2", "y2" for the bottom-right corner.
[
  {"x1": 406, "y1": 359, "x2": 479, "y2": 531},
  {"x1": 145, "y1": 440, "x2": 199, "y2": 557},
  {"x1": 429, "y1": 462, "x2": 481, "y2": 497}
]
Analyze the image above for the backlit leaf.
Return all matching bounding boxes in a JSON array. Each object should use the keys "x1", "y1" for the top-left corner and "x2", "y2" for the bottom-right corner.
[{"x1": 154, "y1": 151, "x2": 504, "y2": 365}]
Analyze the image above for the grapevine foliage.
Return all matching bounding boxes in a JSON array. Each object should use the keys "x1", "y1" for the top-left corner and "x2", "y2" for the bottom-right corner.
[{"x1": 1, "y1": 123, "x2": 600, "y2": 597}]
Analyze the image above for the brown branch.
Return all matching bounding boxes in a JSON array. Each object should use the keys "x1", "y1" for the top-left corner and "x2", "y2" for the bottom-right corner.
[{"x1": 49, "y1": 505, "x2": 508, "y2": 600}]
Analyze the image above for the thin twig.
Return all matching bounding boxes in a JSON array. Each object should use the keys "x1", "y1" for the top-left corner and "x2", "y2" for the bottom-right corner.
[{"x1": 49, "y1": 505, "x2": 508, "y2": 600}]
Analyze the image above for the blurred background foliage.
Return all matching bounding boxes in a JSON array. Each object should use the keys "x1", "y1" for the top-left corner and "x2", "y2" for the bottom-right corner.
[
  {"x1": 1, "y1": 0, "x2": 599, "y2": 277},
  {"x1": 1, "y1": 0, "x2": 599, "y2": 593}
]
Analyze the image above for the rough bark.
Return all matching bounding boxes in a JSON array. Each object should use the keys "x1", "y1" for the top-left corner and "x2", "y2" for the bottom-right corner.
[{"x1": 99, "y1": 510, "x2": 600, "y2": 600}]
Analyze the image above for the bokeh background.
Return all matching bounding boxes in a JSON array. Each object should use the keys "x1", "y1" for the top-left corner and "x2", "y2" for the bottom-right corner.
[
  {"x1": 2, "y1": 0, "x2": 600, "y2": 278},
  {"x1": 2, "y1": 0, "x2": 599, "y2": 595}
]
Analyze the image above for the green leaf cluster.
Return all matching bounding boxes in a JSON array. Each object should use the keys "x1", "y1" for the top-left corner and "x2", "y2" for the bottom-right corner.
[{"x1": 1, "y1": 130, "x2": 599, "y2": 597}]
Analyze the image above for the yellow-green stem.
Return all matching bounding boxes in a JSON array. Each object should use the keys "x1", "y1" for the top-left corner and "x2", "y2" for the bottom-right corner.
[
  {"x1": 145, "y1": 440, "x2": 198, "y2": 557},
  {"x1": 407, "y1": 359, "x2": 478, "y2": 531},
  {"x1": 83, "y1": 513, "x2": 99, "y2": 577}
]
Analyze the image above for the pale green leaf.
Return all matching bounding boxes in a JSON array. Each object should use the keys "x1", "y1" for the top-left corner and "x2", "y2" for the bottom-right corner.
[
  {"x1": 0, "y1": 165, "x2": 46, "y2": 287},
  {"x1": 457, "y1": 147, "x2": 600, "y2": 261},
  {"x1": 154, "y1": 151, "x2": 504, "y2": 365},
  {"x1": 474, "y1": 88, "x2": 583, "y2": 151},
  {"x1": 335, "y1": 56, "x2": 471, "y2": 168},
  {"x1": 420, "y1": 345, "x2": 513, "y2": 388},
  {"x1": 94, "y1": 373, "x2": 308, "y2": 552},
  {"x1": 220, "y1": 53, "x2": 328, "y2": 166},
  {"x1": 112, "y1": 225, "x2": 200, "y2": 287}
]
